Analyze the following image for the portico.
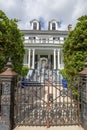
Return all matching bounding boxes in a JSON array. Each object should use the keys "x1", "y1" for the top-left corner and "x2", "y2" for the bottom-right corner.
[{"x1": 24, "y1": 48, "x2": 63, "y2": 70}]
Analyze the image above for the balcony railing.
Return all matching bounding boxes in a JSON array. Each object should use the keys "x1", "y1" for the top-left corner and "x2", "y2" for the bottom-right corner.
[
  {"x1": 23, "y1": 63, "x2": 64, "y2": 69},
  {"x1": 24, "y1": 39, "x2": 64, "y2": 44}
]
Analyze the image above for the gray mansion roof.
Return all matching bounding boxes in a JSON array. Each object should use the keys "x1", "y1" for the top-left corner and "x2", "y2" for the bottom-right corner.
[{"x1": 21, "y1": 19, "x2": 71, "y2": 35}]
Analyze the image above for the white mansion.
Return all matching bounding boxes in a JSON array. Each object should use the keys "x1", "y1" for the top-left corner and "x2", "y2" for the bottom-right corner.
[{"x1": 22, "y1": 19, "x2": 71, "y2": 70}]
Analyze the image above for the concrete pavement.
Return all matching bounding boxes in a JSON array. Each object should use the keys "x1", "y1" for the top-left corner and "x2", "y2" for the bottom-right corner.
[{"x1": 14, "y1": 125, "x2": 84, "y2": 130}]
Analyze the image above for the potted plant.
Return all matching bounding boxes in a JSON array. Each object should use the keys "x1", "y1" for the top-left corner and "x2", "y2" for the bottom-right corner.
[
  {"x1": 60, "y1": 69, "x2": 67, "y2": 88},
  {"x1": 21, "y1": 66, "x2": 29, "y2": 78}
]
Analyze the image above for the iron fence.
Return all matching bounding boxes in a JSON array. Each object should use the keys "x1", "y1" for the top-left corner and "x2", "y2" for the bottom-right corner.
[{"x1": 14, "y1": 68, "x2": 81, "y2": 127}]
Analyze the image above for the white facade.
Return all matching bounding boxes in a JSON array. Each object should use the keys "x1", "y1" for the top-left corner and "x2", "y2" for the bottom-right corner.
[{"x1": 22, "y1": 19, "x2": 69, "y2": 70}]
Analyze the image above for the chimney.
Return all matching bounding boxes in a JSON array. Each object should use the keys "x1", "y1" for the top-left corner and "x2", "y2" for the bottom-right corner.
[{"x1": 68, "y1": 24, "x2": 72, "y2": 31}]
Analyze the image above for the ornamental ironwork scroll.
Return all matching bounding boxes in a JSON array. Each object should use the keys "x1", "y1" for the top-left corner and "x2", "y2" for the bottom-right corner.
[
  {"x1": 14, "y1": 68, "x2": 81, "y2": 127},
  {"x1": 1, "y1": 81, "x2": 11, "y2": 130}
]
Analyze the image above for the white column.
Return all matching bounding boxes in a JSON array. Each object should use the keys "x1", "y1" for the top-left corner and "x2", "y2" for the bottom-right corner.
[
  {"x1": 28, "y1": 49, "x2": 31, "y2": 68},
  {"x1": 38, "y1": 54, "x2": 40, "y2": 69},
  {"x1": 57, "y1": 49, "x2": 60, "y2": 69},
  {"x1": 32, "y1": 49, "x2": 35, "y2": 69},
  {"x1": 60, "y1": 49, "x2": 64, "y2": 69},
  {"x1": 54, "y1": 49, "x2": 56, "y2": 69}
]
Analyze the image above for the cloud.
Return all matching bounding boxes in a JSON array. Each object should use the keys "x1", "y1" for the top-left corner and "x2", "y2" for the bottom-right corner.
[
  {"x1": 0, "y1": 0, "x2": 87, "y2": 30},
  {"x1": 72, "y1": 0, "x2": 87, "y2": 19}
]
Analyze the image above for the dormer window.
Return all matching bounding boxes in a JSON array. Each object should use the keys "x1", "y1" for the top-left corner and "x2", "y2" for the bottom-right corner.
[
  {"x1": 30, "y1": 19, "x2": 41, "y2": 30},
  {"x1": 52, "y1": 23, "x2": 56, "y2": 30},
  {"x1": 33, "y1": 22, "x2": 37, "y2": 30},
  {"x1": 49, "y1": 20, "x2": 58, "y2": 30}
]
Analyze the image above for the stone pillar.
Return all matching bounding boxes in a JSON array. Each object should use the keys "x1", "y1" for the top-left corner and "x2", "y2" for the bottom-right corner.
[
  {"x1": 0, "y1": 59, "x2": 17, "y2": 130},
  {"x1": 79, "y1": 58, "x2": 87, "y2": 130},
  {"x1": 57, "y1": 49, "x2": 60, "y2": 69},
  {"x1": 54, "y1": 49, "x2": 56, "y2": 69},
  {"x1": 32, "y1": 49, "x2": 35, "y2": 69},
  {"x1": 28, "y1": 49, "x2": 31, "y2": 68}
]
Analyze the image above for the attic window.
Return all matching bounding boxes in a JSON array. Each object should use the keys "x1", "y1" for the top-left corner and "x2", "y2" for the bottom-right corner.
[
  {"x1": 33, "y1": 22, "x2": 37, "y2": 30},
  {"x1": 52, "y1": 23, "x2": 56, "y2": 30}
]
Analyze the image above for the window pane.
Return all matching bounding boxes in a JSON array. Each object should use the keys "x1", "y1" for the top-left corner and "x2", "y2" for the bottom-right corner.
[
  {"x1": 52, "y1": 23, "x2": 56, "y2": 30},
  {"x1": 33, "y1": 22, "x2": 37, "y2": 30}
]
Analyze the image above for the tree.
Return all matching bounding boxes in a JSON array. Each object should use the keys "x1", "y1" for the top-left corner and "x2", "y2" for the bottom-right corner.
[
  {"x1": 0, "y1": 10, "x2": 25, "y2": 74},
  {"x1": 63, "y1": 15, "x2": 87, "y2": 77}
]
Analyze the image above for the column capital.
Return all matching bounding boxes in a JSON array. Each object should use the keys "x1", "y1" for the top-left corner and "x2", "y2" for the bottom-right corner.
[
  {"x1": 32, "y1": 48, "x2": 35, "y2": 51},
  {"x1": 54, "y1": 49, "x2": 56, "y2": 51}
]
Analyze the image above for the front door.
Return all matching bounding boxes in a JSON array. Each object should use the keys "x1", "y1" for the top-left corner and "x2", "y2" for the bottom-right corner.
[{"x1": 38, "y1": 55, "x2": 48, "y2": 69}]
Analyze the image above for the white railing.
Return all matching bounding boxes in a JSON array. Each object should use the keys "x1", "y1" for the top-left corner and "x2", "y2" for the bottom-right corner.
[
  {"x1": 23, "y1": 63, "x2": 64, "y2": 70},
  {"x1": 24, "y1": 39, "x2": 64, "y2": 44}
]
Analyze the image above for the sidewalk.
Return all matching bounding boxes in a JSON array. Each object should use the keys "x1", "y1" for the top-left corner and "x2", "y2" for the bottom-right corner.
[{"x1": 14, "y1": 125, "x2": 84, "y2": 130}]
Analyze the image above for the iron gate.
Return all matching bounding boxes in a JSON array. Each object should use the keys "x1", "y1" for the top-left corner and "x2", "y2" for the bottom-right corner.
[{"x1": 14, "y1": 68, "x2": 81, "y2": 127}]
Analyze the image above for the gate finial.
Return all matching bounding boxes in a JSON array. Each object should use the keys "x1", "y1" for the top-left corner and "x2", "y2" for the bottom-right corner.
[
  {"x1": 0, "y1": 58, "x2": 17, "y2": 76},
  {"x1": 6, "y1": 58, "x2": 12, "y2": 70}
]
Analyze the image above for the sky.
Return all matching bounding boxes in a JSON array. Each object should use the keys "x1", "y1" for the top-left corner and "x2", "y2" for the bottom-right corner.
[{"x1": 0, "y1": 0, "x2": 87, "y2": 30}]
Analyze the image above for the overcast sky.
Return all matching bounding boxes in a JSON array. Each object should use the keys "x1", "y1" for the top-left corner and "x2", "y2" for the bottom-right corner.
[{"x1": 0, "y1": 0, "x2": 87, "y2": 30}]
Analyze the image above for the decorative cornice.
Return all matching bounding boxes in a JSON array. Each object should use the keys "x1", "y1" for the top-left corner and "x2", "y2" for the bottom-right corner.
[
  {"x1": 24, "y1": 43, "x2": 63, "y2": 49},
  {"x1": 21, "y1": 30, "x2": 69, "y2": 35}
]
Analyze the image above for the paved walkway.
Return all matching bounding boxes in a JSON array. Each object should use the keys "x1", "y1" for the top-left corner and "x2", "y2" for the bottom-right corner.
[{"x1": 14, "y1": 126, "x2": 84, "y2": 130}]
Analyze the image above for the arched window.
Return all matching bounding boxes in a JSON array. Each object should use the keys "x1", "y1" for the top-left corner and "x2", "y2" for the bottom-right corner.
[
  {"x1": 52, "y1": 23, "x2": 56, "y2": 30},
  {"x1": 33, "y1": 22, "x2": 37, "y2": 30}
]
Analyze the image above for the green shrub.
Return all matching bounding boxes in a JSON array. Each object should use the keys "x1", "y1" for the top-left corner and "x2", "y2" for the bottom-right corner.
[
  {"x1": 60, "y1": 69, "x2": 67, "y2": 79},
  {"x1": 21, "y1": 66, "x2": 29, "y2": 77}
]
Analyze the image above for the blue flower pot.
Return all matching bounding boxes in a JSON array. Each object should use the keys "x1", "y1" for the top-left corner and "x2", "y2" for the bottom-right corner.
[{"x1": 62, "y1": 79, "x2": 67, "y2": 88}]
